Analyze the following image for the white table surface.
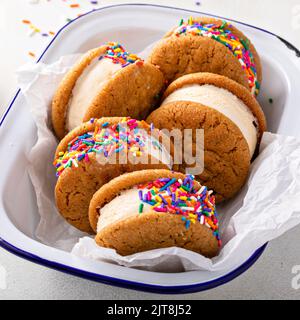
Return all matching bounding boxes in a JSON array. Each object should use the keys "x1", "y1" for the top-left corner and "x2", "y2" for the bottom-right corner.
[{"x1": 1, "y1": 0, "x2": 300, "y2": 300}]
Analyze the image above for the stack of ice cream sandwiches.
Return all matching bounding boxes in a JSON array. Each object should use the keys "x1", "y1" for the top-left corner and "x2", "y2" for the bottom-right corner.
[{"x1": 51, "y1": 17, "x2": 267, "y2": 258}]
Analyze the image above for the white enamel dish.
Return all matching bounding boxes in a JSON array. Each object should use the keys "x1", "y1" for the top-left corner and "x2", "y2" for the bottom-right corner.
[{"x1": 0, "y1": 4, "x2": 300, "y2": 294}]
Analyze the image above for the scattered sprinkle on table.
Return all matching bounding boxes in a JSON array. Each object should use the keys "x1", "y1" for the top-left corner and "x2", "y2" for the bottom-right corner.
[
  {"x1": 22, "y1": 0, "x2": 103, "y2": 58},
  {"x1": 28, "y1": 51, "x2": 36, "y2": 58}
]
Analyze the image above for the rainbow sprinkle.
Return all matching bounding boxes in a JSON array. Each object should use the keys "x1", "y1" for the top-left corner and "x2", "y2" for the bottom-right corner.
[
  {"x1": 100, "y1": 42, "x2": 143, "y2": 68},
  {"x1": 138, "y1": 175, "x2": 221, "y2": 245},
  {"x1": 174, "y1": 18, "x2": 259, "y2": 96},
  {"x1": 22, "y1": 18, "x2": 56, "y2": 38},
  {"x1": 53, "y1": 118, "x2": 161, "y2": 177}
]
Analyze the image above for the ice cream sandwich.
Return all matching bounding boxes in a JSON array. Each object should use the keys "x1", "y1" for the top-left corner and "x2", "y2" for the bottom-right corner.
[
  {"x1": 90, "y1": 169, "x2": 221, "y2": 257},
  {"x1": 52, "y1": 42, "x2": 165, "y2": 139},
  {"x1": 147, "y1": 73, "x2": 267, "y2": 202},
  {"x1": 148, "y1": 17, "x2": 262, "y2": 95},
  {"x1": 54, "y1": 117, "x2": 172, "y2": 232}
]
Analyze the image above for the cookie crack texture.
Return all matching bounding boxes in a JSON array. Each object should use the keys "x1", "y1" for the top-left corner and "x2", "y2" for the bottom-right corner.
[
  {"x1": 82, "y1": 63, "x2": 165, "y2": 122},
  {"x1": 148, "y1": 36, "x2": 249, "y2": 89},
  {"x1": 96, "y1": 211, "x2": 219, "y2": 257},
  {"x1": 146, "y1": 102, "x2": 250, "y2": 202}
]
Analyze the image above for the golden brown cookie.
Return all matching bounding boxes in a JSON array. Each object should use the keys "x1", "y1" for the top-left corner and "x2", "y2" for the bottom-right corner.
[
  {"x1": 147, "y1": 73, "x2": 267, "y2": 202},
  {"x1": 90, "y1": 169, "x2": 220, "y2": 257},
  {"x1": 163, "y1": 72, "x2": 267, "y2": 146},
  {"x1": 148, "y1": 17, "x2": 262, "y2": 95},
  {"x1": 54, "y1": 118, "x2": 172, "y2": 233},
  {"x1": 147, "y1": 101, "x2": 251, "y2": 203},
  {"x1": 52, "y1": 42, "x2": 165, "y2": 140}
]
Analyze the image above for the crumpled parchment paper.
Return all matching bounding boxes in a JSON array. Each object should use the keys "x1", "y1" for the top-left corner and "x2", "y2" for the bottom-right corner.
[{"x1": 16, "y1": 55, "x2": 300, "y2": 272}]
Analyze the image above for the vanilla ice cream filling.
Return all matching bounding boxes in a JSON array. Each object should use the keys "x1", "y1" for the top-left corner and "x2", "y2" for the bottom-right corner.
[
  {"x1": 66, "y1": 58, "x2": 121, "y2": 131},
  {"x1": 162, "y1": 84, "x2": 258, "y2": 157},
  {"x1": 97, "y1": 187, "x2": 151, "y2": 233}
]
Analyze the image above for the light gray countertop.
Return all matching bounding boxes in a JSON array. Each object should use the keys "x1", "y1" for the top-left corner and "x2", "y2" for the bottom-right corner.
[{"x1": 1, "y1": 0, "x2": 300, "y2": 300}]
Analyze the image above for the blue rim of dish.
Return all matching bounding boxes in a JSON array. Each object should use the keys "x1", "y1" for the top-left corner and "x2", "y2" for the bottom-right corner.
[
  {"x1": 0, "y1": 3, "x2": 298, "y2": 294},
  {"x1": 0, "y1": 237, "x2": 268, "y2": 294}
]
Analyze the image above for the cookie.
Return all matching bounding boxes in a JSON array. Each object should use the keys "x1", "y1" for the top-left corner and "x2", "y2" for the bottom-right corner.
[
  {"x1": 54, "y1": 117, "x2": 172, "y2": 233},
  {"x1": 148, "y1": 17, "x2": 262, "y2": 95},
  {"x1": 146, "y1": 73, "x2": 267, "y2": 202},
  {"x1": 90, "y1": 169, "x2": 220, "y2": 257},
  {"x1": 52, "y1": 42, "x2": 165, "y2": 139},
  {"x1": 163, "y1": 72, "x2": 266, "y2": 156}
]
